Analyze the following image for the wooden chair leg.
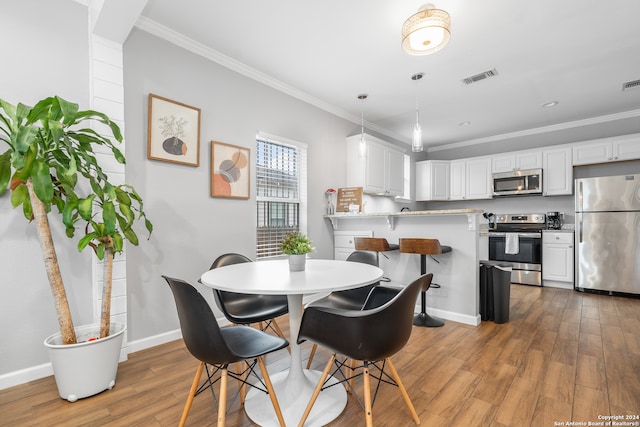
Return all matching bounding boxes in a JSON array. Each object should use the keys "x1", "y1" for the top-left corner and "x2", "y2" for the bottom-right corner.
[
  {"x1": 385, "y1": 358, "x2": 420, "y2": 425},
  {"x1": 298, "y1": 354, "x2": 336, "y2": 427},
  {"x1": 306, "y1": 344, "x2": 318, "y2": 369},
  {"x1": 363, "y1": 362, "x2": 373, "y2": 427},
  {"x1": 257, "y1": 356, "x2": 286, "y2": 427},
  {"x1": 270, "y1": 319, "x2": 291, "y2": 354},
  {"x1": 237, "y1": 361, "x2": 247, "y2": 404},
  {"x1": 179, "y1": 362, "x2": 205, "y2": 427},
  {"x1": 216, "y1": 368, "x2": 228, "y2": 427}
]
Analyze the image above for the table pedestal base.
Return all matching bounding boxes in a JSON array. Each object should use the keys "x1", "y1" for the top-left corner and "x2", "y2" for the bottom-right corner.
[{"x1": 244, "y1": 369, "x2": 347, "y2": 427}]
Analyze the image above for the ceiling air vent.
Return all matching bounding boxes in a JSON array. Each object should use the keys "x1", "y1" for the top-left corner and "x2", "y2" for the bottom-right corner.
[
  {"x1": 461, "y1": 68, "x2": 498, "y2": 85},
  {"x1": 622, "y1": 79, "x2": 640, "y2": 91}
]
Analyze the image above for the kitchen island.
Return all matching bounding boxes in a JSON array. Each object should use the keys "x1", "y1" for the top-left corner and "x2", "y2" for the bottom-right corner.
[{"x1": 325, "y1": 209, "x2": 487, "y2": 325}]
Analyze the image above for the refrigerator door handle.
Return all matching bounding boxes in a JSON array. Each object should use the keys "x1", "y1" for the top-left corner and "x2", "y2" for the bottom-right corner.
[
  {"x1": 578, "y1": 181, "x2": 583, "y2": 212},
  {"x1": 578, "y1": 214, "x2": 583, "y2": 243}
]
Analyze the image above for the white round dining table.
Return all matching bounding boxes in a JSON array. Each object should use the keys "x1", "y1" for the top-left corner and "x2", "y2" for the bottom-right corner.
[{"x1": 200, "y1": 258, "x2": 383, "y2": 427}]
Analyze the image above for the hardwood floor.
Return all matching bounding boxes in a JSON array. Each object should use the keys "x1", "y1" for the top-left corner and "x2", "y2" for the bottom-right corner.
[{"x1": 2, "y1": 285, "x2": 639, "y2": 426}]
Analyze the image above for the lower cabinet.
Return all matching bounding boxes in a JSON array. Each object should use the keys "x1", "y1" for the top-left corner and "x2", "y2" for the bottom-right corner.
[
  {"x1": 542, "y1": 231, "x2": 574, "y2": 288},
  {"x1": 334, "y1": 230, "x2": 373, "y2": 260}
]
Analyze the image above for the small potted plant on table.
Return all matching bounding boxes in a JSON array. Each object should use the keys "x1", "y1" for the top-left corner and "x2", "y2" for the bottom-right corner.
[{"x1": 280, "y1": 231, "x2": 314, "y2": 271}]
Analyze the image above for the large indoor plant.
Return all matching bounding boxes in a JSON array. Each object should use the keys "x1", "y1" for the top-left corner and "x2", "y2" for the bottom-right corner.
[{"x1": 0, "y1": 96, "x2": 152, "y2": 398}]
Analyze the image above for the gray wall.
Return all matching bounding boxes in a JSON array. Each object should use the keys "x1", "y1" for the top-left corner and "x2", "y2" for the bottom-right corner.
[
  {"x1": 0, "y1": 0, "x2": 94, "y2": 375},
  {"x1": 122, "y1": 29, "x2": 408, "y2": 341}
]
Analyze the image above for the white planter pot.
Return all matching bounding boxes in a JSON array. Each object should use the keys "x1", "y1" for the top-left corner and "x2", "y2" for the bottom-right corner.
[
  {"x1": 288, "y1": 254, "x2": 307, "y2": 271},
  {"x1": 44, "y1": 322, "x2": 126, "y2": 402}
]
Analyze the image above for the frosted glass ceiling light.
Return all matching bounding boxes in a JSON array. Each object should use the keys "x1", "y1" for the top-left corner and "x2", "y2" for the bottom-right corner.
[
  {"x1": 402, "y1": 4, "x2": 451, "y2": 56},
  {"x1": 411, "y1": 73, "x2": 424, "y2": 152},
  {"x1": 358, "y1": 94, "x2": 368, "y2": 157}
]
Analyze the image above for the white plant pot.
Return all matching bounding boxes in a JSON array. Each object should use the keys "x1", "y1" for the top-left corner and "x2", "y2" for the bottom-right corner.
[
  {"x1": 44, "y1": 322, "x2": 126, "y2": 402},
  {"x1": 288, "y1": 254, "x2": 307, "y2": 271}
]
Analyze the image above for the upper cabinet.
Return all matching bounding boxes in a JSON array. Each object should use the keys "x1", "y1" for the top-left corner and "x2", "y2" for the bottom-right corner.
[
  {"x1": 450, "y1": 157, "x2": 492, "y2": 200},
  {"x1": 416, "y1": 160, "x2": 450, "y2": 201},
  {"x1": 492, "y1": 149, "x2": 542, "y2": 173},
  {"x1": 542, "y1": 146, "x2": 573, "y2": 196},
  {"x1": 572, "y1": 134, "x2": 640, "y2": 165},
  {"x1": 346, "y1": 134, "x2": 405, "y2": 197}
]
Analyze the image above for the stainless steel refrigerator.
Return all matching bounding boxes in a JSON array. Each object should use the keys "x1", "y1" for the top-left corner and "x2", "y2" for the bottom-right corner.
[{"x1": 575, "y1": 174, "x2": 640, "y2": 295}]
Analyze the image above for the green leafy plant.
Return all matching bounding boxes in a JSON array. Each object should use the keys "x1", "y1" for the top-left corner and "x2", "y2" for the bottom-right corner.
[
  {"x1": 0, "y1": 96, "x2": 152, "y2": 344},
  {"x1": 279, "y1": 231, "x2": 314, "y2": 255}
]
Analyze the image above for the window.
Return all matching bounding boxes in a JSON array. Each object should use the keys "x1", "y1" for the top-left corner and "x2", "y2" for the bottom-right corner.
[{"x1": 256, "y1": 133, "x2": 307, "y2": 258}]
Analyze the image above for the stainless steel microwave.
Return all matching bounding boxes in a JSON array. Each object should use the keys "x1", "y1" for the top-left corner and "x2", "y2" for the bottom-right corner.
[{"x1": 492, "y1": 168, "x2": 543, "y2": 196}]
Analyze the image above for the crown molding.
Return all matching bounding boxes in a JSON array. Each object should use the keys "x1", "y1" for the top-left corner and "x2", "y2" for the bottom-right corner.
[
  {"x1": 134, "y1": 16, "x2": 406, "y2": 143},
  {"x1": 428, "y1": 108, "x2": 640, "y2": 153}
]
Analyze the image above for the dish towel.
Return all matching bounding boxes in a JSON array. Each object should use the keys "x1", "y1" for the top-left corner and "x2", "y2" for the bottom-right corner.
[{"x1": 505, "y1": 233, "x2": 519, "y2": 255}]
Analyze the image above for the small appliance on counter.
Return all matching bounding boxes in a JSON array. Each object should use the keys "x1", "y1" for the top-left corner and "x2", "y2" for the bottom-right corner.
[{"x1": 546, "y1": 211, "x2": 562, "y2": 230}]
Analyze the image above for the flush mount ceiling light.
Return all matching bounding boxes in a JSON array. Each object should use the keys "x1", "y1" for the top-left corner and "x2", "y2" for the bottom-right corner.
[
  {"x1": 542, "y1": 101, "x2": 559, "y2": 107},
  {"x1": 402, "y1": 4, "x2": 451, "y2": 56}
]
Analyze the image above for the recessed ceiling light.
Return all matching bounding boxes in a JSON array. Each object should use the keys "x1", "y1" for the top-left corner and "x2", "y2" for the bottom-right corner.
[
  {"x1": 542, "y1": 101, "x2": 559, "y2": 108},
  {"x1": 458, "y1": 121, "x2": 471, "y2": 126}
]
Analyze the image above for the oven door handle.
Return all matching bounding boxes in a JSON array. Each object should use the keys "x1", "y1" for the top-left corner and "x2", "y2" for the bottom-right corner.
[{"x1": 489, "y1": 232, "x2": 542, "y2": 238}]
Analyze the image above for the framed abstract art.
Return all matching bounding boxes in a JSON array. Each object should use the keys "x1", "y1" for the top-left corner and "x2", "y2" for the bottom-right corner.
[
  {"x1": 211, "y1": 141, "x2": 250, "y2": 199},
  {"x1": 147, "y1": 94, "x2": 201, "y2": 166}
]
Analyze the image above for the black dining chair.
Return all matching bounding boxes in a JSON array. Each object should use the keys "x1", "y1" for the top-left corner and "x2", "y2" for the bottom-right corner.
[
  {"x1": 296, "y1": 274, "x2": 426, "y2": 427},
  {"x1": 304, "y1": 250, "x2": 390, "y2": 369},
  {"x1": 162, "y1": 276, "x2": 288, "y2": 427},
  {"x1": 209, "y1": 253, "x2": 288, "y2": 340}
]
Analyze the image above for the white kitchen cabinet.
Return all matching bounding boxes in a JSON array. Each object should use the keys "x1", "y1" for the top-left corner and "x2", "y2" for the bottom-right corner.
[
  {"x1": 416, "y1": 160, "x2": 450, "y2": 201},
  {"x1": 333, "y1": 230, "x2": 373, "y2": 260},
  {"x1": 346, "y1": 134, "x2": 405, "y2": 197},
  {"x1": 466, "y1": 157, "x2": 493, "y2": 199},
  {"x1": 492, "y1": 149, "x2": 542, "y2": 173},
  {"x1": 572, "y1": 133, "x2": 640, "y2": 165},
  {"x1": 386, "y1": 147, "x2": 405, "y2": 196},
  {"x1": 449, "y1": 157, "x2": 492, "y2": 200},
  {"x1": 542, "y1": 231, "x2": 574, "y2": 287},
  {"x1": 449, "y1": 160, "x2": 466, "y2": 200},
  {"x1": 542, "y1": 146, "x2": 573, "y2": 196}
]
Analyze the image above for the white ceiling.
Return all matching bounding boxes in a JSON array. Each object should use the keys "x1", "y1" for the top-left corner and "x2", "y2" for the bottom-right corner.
[{"x1": 137, "y1": 0, "x2": 640, "y2": 151}]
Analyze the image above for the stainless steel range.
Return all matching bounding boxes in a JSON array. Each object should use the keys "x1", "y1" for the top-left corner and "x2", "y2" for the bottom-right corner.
[{"x1": 488, "y1": 213, "x2": 545, "y2": 286}]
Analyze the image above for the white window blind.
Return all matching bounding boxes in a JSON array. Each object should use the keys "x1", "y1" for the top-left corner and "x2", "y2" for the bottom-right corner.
[{"x1": 256, "y1": 132, "x2": 307, "y2": 258}]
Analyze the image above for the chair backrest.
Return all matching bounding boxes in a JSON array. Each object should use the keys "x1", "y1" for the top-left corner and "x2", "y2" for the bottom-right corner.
[
  {"x1": 298, "y1": 274, "x2": 426, "y2": 361},
  {"x1": 332, "y1": 251, "x2": 380, "y2": 304},
  {"x1": 210, "y1": 253, "x2": 252, "y2": 269},
  {"x1": 346, "y1": 250, "x2": 378, "y2": 266},
  {"x1": 162, "y1": 275, "x2": 237, "y2": 364},
  {"x1": 209, "y1": 253, "x2": 252, "y2": 314},
  {"x1": 399, "y1": 238, "x2": 443, "y2": 255}
]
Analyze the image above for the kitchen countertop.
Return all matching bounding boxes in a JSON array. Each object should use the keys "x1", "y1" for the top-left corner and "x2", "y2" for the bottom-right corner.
[
  {"x1": 325, "y1": 208, "x2": 483, "y2": 218},
  {"x1": 324, "y1": 209, "x2": 484, "y2": 230}
]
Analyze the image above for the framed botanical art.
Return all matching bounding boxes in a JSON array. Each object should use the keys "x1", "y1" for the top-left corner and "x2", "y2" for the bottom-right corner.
[
  {"x1": 211, "y1": 141, "x2": 250, "y2": 199},
  {"x1": 147, "y1": 94, "x2": 201, "y2": 166}
]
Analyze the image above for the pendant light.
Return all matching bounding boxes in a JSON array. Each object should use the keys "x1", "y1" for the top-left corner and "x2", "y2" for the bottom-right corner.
[
  {"x1": 411, "y1": 73, "x2": 424, "y2": 152},
  {"x1": 358, "y1": 94, "x2": 368, "y2": 157}
]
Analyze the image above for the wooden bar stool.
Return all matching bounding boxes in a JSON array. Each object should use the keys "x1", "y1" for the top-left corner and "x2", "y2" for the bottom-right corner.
[
  {"x1": 399, "y1": 238, "x2": 452, "y2": 327},
  {"x1": 354, "y1": 237, "x2": 399, "y2": 264}
]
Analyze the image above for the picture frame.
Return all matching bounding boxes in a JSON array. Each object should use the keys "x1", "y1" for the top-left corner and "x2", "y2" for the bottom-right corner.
[
  {"x1": 211, "y1": 141, "x2": 251, "y2": 199},
  {"x1": 147, "y1": 93, "x2": 201, "y2": 166}
]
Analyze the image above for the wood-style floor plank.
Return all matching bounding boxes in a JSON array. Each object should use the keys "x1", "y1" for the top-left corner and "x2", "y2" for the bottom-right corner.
[{"x1": 1, "y1": 285, "x2": 639, "y2": 426}]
